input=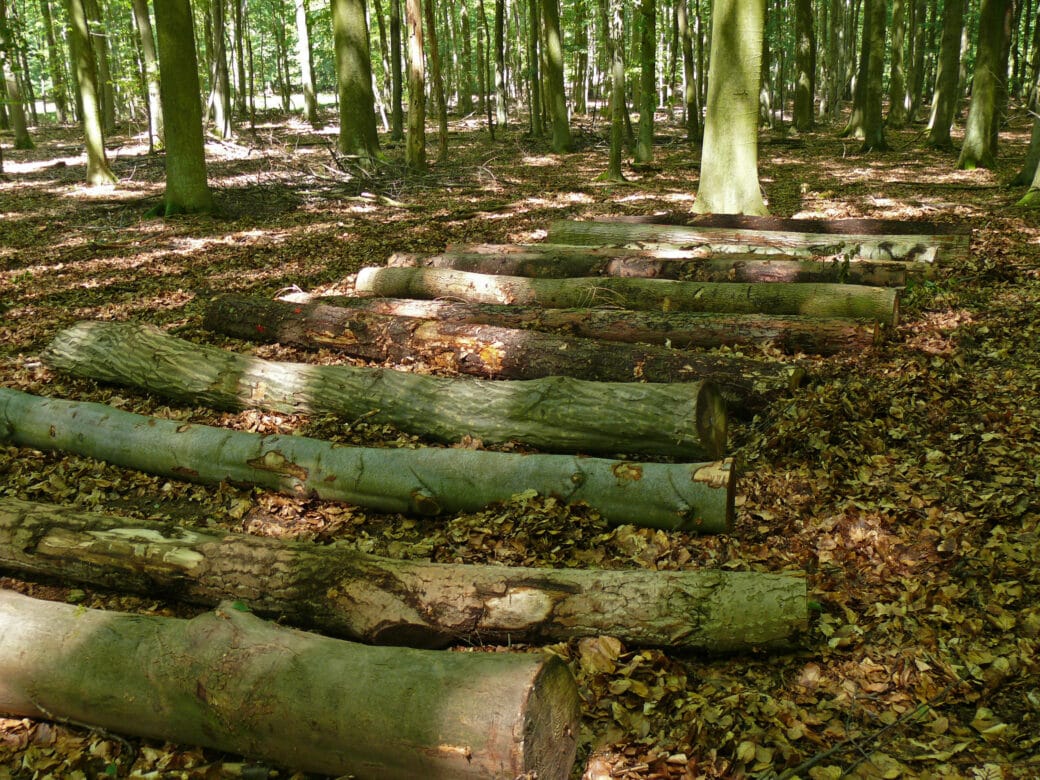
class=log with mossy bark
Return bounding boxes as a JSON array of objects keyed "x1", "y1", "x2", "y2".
[
  {"x1": 547, "y1": 216, "x2": 970, "y2": 262},
  {"x1": 354, "y1": 266, "x2": 901, "y2": 325},
  {"x1": 0, "y1": 498, "x2": 807, "y2": 650},
  {"x1": 42, "y1": 320, "x2": 725, "y2": 460},
  {"x1": 390, "y1": 244, "x2": 910, "y2": 286},
  {"x1": 279, "y1": 292, "x2": 882, "y2": 355},
  {"x1": 0, "y1": 589, "x2": 580, "y2": 780},
  {"x1": 204, "y1": 295, "x2": 803, "y2": 413},
  {"x1": 0, "y1": 388, "x2": 735, "y2": 531}
]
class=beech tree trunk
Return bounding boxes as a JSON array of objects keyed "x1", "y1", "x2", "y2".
[
  {"x1": 0, "y1": 589, "x2": 580, "y2": 779},
  {"x1": 279, "y1": 292, "x2": 883, "y2": 355},
  {"x1": 205, "y1": 295, "x2": 798, "y2": 414},
  {"x1": 0, "y1": 388, "x2": 734, "y2": 530},
  {"x1": 356, "y1": 266, "x2": 900, "y2": 326},
  {"x1": 389, "y1": 245, "x2": 910, "y2": 286},
  {"x1": 41, "y1": 318, "x2": 727, "y2": 458},
  {"x1": 547, "y1": 218, "x2": 965, "y2": 263},
  {"x1": 0, "y1": 498, "x2": 807, "y2": 650}
]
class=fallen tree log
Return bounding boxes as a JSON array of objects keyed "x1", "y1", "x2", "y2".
[
  {"x1": 0, "y1": 498, "x2": 807, "y2": 650},
  {"x1": 279, "y1": 292, "x2": 882, "y2": 356},
  {"x1": 391, "y1": 245, "x2": 909, "y2": 286},
  {"x1": 41, "y1": 321, "x2": 724, "y2": 460},
  {"x1": 204, "y1": 295, "x2": 803, "y2": 413},
  {"x1": 354, "y1": 266, "x2": 901, "y2": 325},
  {"x1": 0, "y1": 588, "x2": 580, "y2": 779},
  {"x1": 0, "y1": 388, "x2": 735, "y2": 531},
  {"x1": 548, "y1": 216, "x2": 969, "y2": 262}
]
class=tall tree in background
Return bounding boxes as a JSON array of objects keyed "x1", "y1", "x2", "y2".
[
  {"x1": 793, "y1": 0, "x2": 814, "y2": 131},
  {"x1": 959, "y1": 0, "x2": 1013, "y2": 169},
  {"x1": 405, "y1": 0, "x2": 426, "y2": 167},
  {"x1": 542, "y1": 0, "x2": 571, "y2": 152},
  {"x1": 694, "y1": 0, "x2": 767, "y2": 214},
  {"x1": 390, "y1": 0, "x2": 404, "y2": 139},
  {"x1": 208, "y1": 0, "x2": 233, "y2": 139},
  {"x1": 39, "y1": 0, "x2": 69, "y2": 124},
  {"x1": 887, "y1": 0, "x2": 908, "y2": 127},
  {"x1": 130, "y1": 0, "x2": 163, "y2": 151},
  {"x1": 0, "y1": 0, "x2": 33, "y2": 149},
  {"x1": 82, "y1": 0, "x2": 114, "y2": 135},
  {"x1": 528, "y1": 0, "x2": 544, "y2": 136},
  {"x1": 459, "y1": 2, "x2": 475, "y2": 115},
  {"x1": 927, "y1": 0, "x2": 965, "y2": 149},
  {"x1": 600, "y1": 0, "x2": 625, "y2": 181},
  {"x1": 424, "y1": 0, "x2": 448, "y2": 159},
  {"x1": 494, "y1": 0, "x2": 506, "y2": 126},
  {"x1": 333, "y1": 0, "x2": 381, "y2": 162},
  {"x1": 66, "y1": 0, "x2": 116, "y2": 184},
  {"x1": 152, "y1": 0, "x2": 213, "y2": 215},
  {"x1": 860, "y1": 0, "x2": 888, "y2": 151},
  {"x1": 678, "y1": 0, "x2": 700, "y2": 141},
  {"x1": 634, "y1": 0, "x2": 656, "y2": 162},
  {"x1": 232, "y1": 0, "x2": 248, "y2": 116},
  {"x1": 295, "y1": 0, "x2": 319, "y2": 126}
]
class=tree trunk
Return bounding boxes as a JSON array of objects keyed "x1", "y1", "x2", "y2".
[
  {"x1": 295, "y1": 0, "x2": 319, "y2": 126},
  {"x1": 842, "y1": 0, "x2": 871, "y2": 139},
  {"x1": 860, "y1": 0, "x2": 888, "y2": 151},
  {"x1": 405, "y1": 0, "x2": 426, "y2": 167},
  {"x1": 82, "y1": 0, "x2": 114, "y2": 134},
  {"x1": 130, "y1": 0, "x2": 163, "y2": 150},
  {"x1": 694, "y1": 0, "x2": 766, "y2": 214},
  {"x1": 926, "y1": 0, "x2": 965, "y2": 149},
  {"x1": 0, "y1": 387, "x2": 733, "y2": 530},
  {"x1": 390, "y1": 0, "x2": 404, "y2": 138},
  {"x1": 634, "y1": 0, "x2": 656, "y2": 162},
  {"x1": 423, "y1": 0, "x2": 448, "y2": 159},
  {"x1": 204, "y1": 294, "x2": 792, "y2": 415},
  {"x1": 958, "y1": 0, "x2": 1012, "y2": 169},
  {"x1": 0, "y1": 1, "x2": 33, "y2": 149},
  {"x1": 232, "y1": 0, "x2": 248, "y2": 115},
  {"x1": 0, "y1": 498, "x2": 807, "y2": 650},
  {"x1": 0, "y1": 589, "x2": 580, "y2": 780},
  {"x1": 40, "y1": 0, "x2": 70, "y2": 123},
  {"x1": 388, "y1": 245, "x2": 910, "y2": 286},
  {"x1": 277, "y1": 292, "x2": 883, "y2": 356},
  {"x1": 494, "y1": 0, "x2": 507, "y2": 126},
  {"x1": 887, "y1": 0, "x2": 907, "y2": 127},
  {"x1": 356, "y1": 266, "x2": 900, "y2": 325},
  {"x1": 65, "y1": 0, "x2": 117, "y2": 184},
  {"x1": 542, "y1": 0, "x2": 571, "y2": 151},
  {"x1": 546, "y1": 217, "x2": 965, "y2": 262},
  {"x1": 334, "y1": 0, "x2": 381, "y2": 162},
  {"x1": 42, "y1": 321, "x2": 727, "y2": 462},
  {"x1": 209, "y1": 0, "x2": 233, "y2": 139},
  {"x1": 793, "y1": 0, "x2": 814, "y2": 131},
  {"x1": 152, "y1": 0, "x2": 213, "y2": 216},
  {"x1": 678, "y1": 0, "x2": 701, "y2": 141},
  {"x1": 601, "y1": 0, "x2": 625, "y2": 180},
  {"x1": 459, "y1": 2, "x2": 475, "y2": 114}
]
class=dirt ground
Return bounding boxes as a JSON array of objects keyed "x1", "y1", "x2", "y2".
[{"x1": 1, "y1": 109, "x2": 1039, "y2": 779}]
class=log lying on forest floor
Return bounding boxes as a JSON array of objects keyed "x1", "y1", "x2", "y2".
[
  {"x1": 391, "y1": 244, "x2": 911, "y2": 286},
  {"x1": 549, "y1": 216, "x2": 970, "y2": 262},
  {"x1": 0, "y1": 388, "x2": 735, "y2": 530},
  {"x1": 279, "y1": 292, "x2": 882, "y2": 356},
  {"x1": 0, "y1": 588, "x2": 580, "y2": 780},
  {"x1": 0, "y1": 498, "x2": 807, "y2": 650},
  {"x1": 42, "y1": 321, "x2": 726, "y2": 460},
  {"x1": 355, "y1": 266, "x2": 901, "y2": 325},
  {"x1": 205, "y1": 295, "x2": 804, "y2": 413}
]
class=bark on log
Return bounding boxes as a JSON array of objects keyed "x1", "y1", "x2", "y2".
[
  {"x1": 0, "y1": 498, "x2": 808, "y2": 650},
  {"x1": 391, "y1": 244, "x2": 909, "y2": 286},
  {"x1": 0, "y1": 588, "x2": 580, "y2": 779},
  {"x1": 41, "y1": 320, "x2": 724, "y2": 460},
  {"x1": 354, "y1": 266, "x2": 901, "y2": 325},
  {"x1": 279, "y1": 292, "x2": 882, "y2": 356},
  {"x1": 204, "y1": 295, "x2": 803, "y2": 413},
  {"x1": 548, "y1": 216, "x2": 969, "y2": 262},
  {"x1": 0, "y1": 388, "x2": 735, "y2": 531}
]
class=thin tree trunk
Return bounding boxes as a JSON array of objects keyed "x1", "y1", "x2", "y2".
[
  {"x1": 424, "y1": 0, "x2": 448, "y2": 159},
  {"x1": 232, "y1": 0, "x2": 248, "y2": 115},
  {"x1": 209, "y1": 0, "x2": 232, "y2": 138},
  {"x1": 527, "y1": 0, "x2": 543, "y2": 133},
  {"x1": 130, "y1": 0, "x2": 163, "y2": 149},
  {"x1": 39, "y1": 0, "x2": 69, "y2": 123},
  {"x1": 793, "y1": 0, "x2": 814, "y2": 131},
  {"x1": 494, "y1": 0, "x2": 507, "y2": 125},
  {"x1": 459, "y1": 1, "x2": 475, "y2": 113},
  {"x1": 542, "y1": 0, "x2": 571, "y2": 151},
  {"x1": 926, "y1": 0, "x2": 964, "y2": 147},
  {"x1": 295, "y1": 0, "x2": 319, "y2": 125},
  {"x1": 65, "y1": 0, "x2": 116, "y2": 184},
  {"x1": 389, "y1": 0, "x2": 404, "y2": 138},
  {"x1": 635, "y1": 0, "x2": 656, "y2": 161},
  {"x1": 405, "y1": 0, "x2": 426, "y2": 166},
  {"x1": 0, "y1": 1, "x2": 33, "y2": 149},
  {"x1": 678, "y1": 0, "x2": 700, "y2": 140},
  {"x1": 860, "y1": 0, "x2": 888, "y2": 151},
  {"x1": 82, "y1": 0, "x2": 114, "y2": 134},
  {"x1": 0, "y1": 588, "x2": 580, "y2": 780}
]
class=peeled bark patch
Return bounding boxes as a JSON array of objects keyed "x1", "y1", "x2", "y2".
[
  {"x1": 0, "y1": 498, "x2": 807, "y2": 650},
  {"x1": 0, "y1": 388, "x2": 735, "y2": 531},
  {"x1": 0, "y1": 589, "x2": 580, "y2": 779},
  {"x1": 42, "y1": 320, "x2": 725, "y2": 460}
]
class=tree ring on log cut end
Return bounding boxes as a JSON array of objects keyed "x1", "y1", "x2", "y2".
[
  {"x1": 695, "y1": 382, "x2": 728, "y2": 459},
  {"x1": 519, "y1": 656, "x2": 581, "y2": 780}
]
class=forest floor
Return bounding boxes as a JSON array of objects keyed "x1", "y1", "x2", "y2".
[{"x1": 1, "y1": 107, "x2": 1039, "y2": 780}]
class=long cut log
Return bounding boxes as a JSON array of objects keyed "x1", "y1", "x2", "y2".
[
  {"x1": 0, "y1": 589, "x2": 580, "y2": 779},
  {"x1": 204, "y1": 295, "x2": 802, "y2": 413},
  {"x1": 0, "y1": 498, "x2": 808, "y2": 651},
  {"x1": 41, "y1": 320, "x2": 726, "y2": 460},
  {"x1": 279, "y1": 292, "x2": 882, "y2": 356},
  {"x1": 0, "y1": 388, "x2": 735, "y2": 531},
  {"x1": 355, "y1": 266, "x2": 901, "y2": 325},
  {"x1": 390, "y1": 245, "x2": 910, "y2": 286},
  {"x1": 548, "y1": 217, "x2": 969, "y2": 262}
]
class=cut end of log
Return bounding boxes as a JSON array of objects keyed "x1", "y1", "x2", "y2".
[
  {"x1": 695, "y1": 382, "x2": 728, "y2": 460},
  {"x1": 520, "y1": 655, "x2": 581, "y2": 780}
]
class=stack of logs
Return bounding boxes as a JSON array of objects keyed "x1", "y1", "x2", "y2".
[{"x1": 0, "y1": 214, "x2": 967, "y2": 779}]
